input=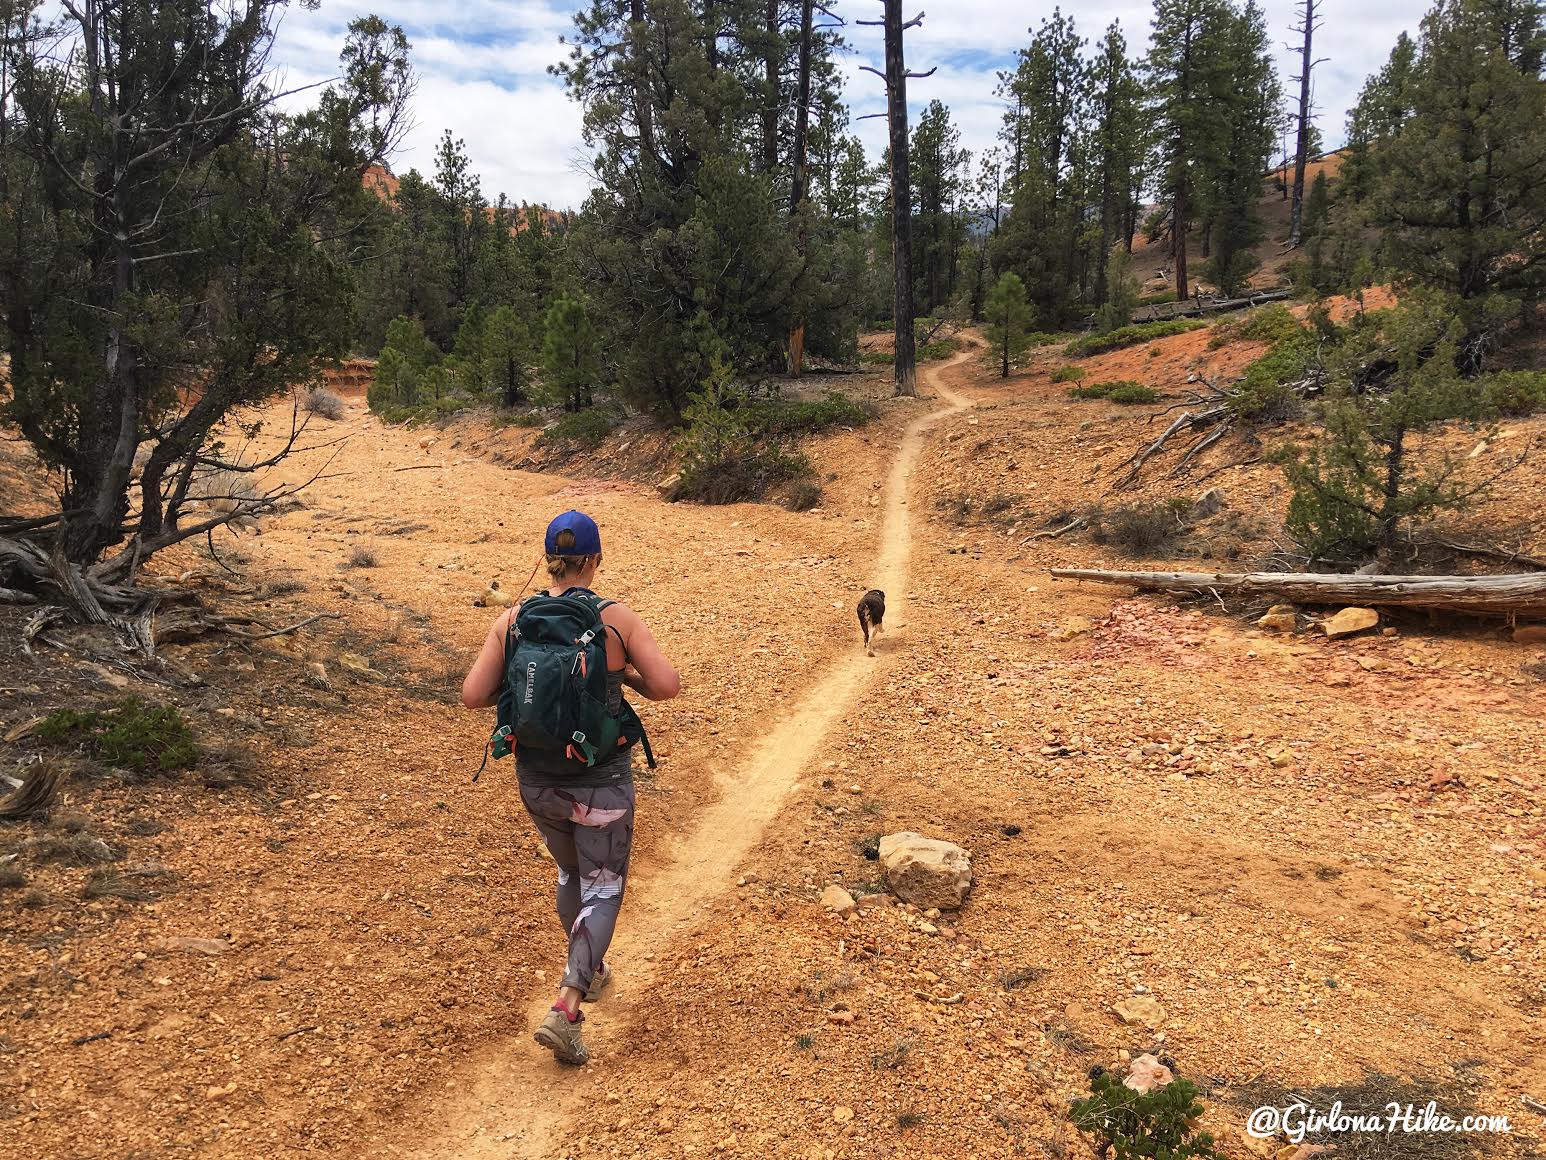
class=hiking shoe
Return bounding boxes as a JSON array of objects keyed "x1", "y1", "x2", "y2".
[
  {"x1": 534, "y1": 1005, "x2": 589, "y2": 1066},
  {"x1": 584, "y1": 963, "x2": 613, "y2": 1003}
]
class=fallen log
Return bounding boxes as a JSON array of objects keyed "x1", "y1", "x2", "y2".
[
  {"x1": 1130, "y1": 288, "x2": 1293, "y2": 324},
  {"x1": 1049, "y1": 568, "x2": 1546, "y2": 617}
]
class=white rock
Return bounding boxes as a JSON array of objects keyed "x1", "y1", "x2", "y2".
[
  {"x1": 1124, "y1": 1053, "x2": 1174, "y2": 1094},
  {"x1": 878, "y1": 832, "x2": 973, "y2": 910},
  {"x1": 820, "y1": 885, "x2": 856, "y2": 915},
  {"x1": 1322, "y1": 607, "x2": 1379, "y2": 638}
]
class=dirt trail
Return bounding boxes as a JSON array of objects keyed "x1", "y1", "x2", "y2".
[
  {"x1": 399, "y1": 353, "x2": 975, "y2": 1158},
  {"x1": 6, "y1": 330, "x2": 1542, "y2": 1160}
]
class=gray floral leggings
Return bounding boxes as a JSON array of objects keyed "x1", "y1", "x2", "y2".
[{"x1": 518, "y1": 782, "x2": 635, "y2": 994}]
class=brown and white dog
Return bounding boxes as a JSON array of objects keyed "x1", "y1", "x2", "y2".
[{"x1": 857, "y1": 589, "x2": 886, "y2": 656}]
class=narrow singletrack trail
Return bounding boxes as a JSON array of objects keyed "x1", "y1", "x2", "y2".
[{"x1": 396, "y1": 350, "x2": 975, "y2": 1159}]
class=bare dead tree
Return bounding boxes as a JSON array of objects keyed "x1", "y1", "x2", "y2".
[
  {"x1": 1287, "y1": 0, "x2": 1327, "y2": 247},
  {"x1": 859, "y1": 3, "x2": 935, "y2": 398},
  {"x1": 788, "y1": 0, "x2": 817, "y2": 376}
]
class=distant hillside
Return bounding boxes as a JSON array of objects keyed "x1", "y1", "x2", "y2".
[
  {"x1": 1132, "y1": 148, "x2": 1347, "y2": 296},
  {"x1": 362, "y1": 163, "x2": 569, "y2": 234}
]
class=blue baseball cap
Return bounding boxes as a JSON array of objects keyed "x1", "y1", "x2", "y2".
[{"x1": 544, "y1": 510, "x2": 602, "y2": 555}]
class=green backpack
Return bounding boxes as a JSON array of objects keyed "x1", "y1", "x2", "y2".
[{"x1": 475, "y1": 590, "x2": 653, "y2": 781}]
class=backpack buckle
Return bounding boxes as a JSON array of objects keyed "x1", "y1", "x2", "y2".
[{"x1": 568, "y1": 730, "x2": 598, "y2": 765}]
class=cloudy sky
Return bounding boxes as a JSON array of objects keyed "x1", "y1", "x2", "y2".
[{"x1": 271, "y1": 1, "x2": 1423, "y2": 210}]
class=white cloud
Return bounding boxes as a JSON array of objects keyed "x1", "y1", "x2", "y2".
[
  {"x1": 272, "y1": 1, "x2": 590, "y2": 205},
  {"x1": 270, "y1": 0, "x2": 1422, "y2": 209},
  {"x1": 843, "y1": 1, "x2": 1420, "y2": 174}
]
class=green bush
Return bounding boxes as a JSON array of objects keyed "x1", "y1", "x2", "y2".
[
  {"x1": 919, "y1": 339, "x2": 956, "y2": 361},
  {"x1": 1209, "y1": 302, "x2": 1304, "y2": 349},
  {"x1": 1282, "y1": 294, "x2": 1483, "y2": 563},
  {"x1": 537, "y1": 408, "x2": 617, "y2": 450},
  {"x1": 1108, "y1": 383, "x2": 1161, "y2": 404},
  {"x1": 1068, "y1": 383, "x2": 1112, "y2": 399},
  {"x1": 1229, "y1": 330, "x2": 1319, "y2": 422},
  {"x1": 35, "y1": 699, "x2": 198, "y2": 779},
  {"x1": 1069, "y1": 1069, "x2": 1226, "y2": 1159},
  {"x1": 1064, "y1": 320, "x2": 1205, "y2": 358},
  {"x1": 1139, "y1": 290, "x2": 1178, "y2": 306},
  {"x1": 1480, "y1": 370, "x2": 1546, "y2": 416},
  {"x1": 373, "y1": 395, "x2": 471, "y2": 425},
  {"x1": 743, "y1": 393, "x2": 873, "y2": 437},
  {"x1": 1051, "y1": 366, "x2": 1086, "y2": 383},
  {"x1": 671, "y1": 447, "x2": 812, "y2": 505},
  {"x1": 672, "y1": 357, "x2": 823, "y2": 508},
  {"x1": 1026, "y1": 330, "x2": 1077, "y2": 348},
  {"x1": 860, "y1": 350, "x2": 894, "y2": 365}
]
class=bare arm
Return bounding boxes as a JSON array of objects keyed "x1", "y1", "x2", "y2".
[
  {"x1": 461, "y1": 609, "x2": 514, "y2": 709},
  {"x1": 608, "y1": 604, "x2": 680, "y2": 701}
]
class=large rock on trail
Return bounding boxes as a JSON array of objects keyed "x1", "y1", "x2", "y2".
[
  {"x1": 878, "y1": 832, "x2": 973, "y2": 910},
  {"x1": 1321, "y1": 607, "x2": 1379, "y2": 638}
]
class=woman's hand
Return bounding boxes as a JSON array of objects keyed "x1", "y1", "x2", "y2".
[{"x1": 611, "y1": 609, "x2": 680, "y2": 701}]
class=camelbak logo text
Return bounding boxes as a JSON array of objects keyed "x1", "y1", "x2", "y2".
[{"x1": 524, "y1": 661, "x2": 537, "y2": 704}]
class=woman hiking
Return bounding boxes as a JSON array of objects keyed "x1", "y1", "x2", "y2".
[{"x1": 461, "y1": 510, "x2": 680, "y2": 1065}]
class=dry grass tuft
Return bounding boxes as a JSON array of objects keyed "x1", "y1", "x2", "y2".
[
  {"x1": 1225, "y1": 1070, "x2": 1507, "y2": 1159},
  {"x1": 301, "y1": 385, "x2": 345, "y2": 420},
  {"x1": 25, "y1": 833, "x2": 121, "y2": 866},
  {"x1": 82, "y1": 867, "x2": 170, "y2": 902},
  {"x1": 0, "y1": 760, "x2": 65, "y2": 821}
]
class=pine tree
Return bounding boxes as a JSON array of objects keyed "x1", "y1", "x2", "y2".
[
  {"x1": 1145, "y1": 0, "x2": 1232, "y2": 300},
  {"x1": 451, "y1": 304, "x2": 489, "y2": 395},
  {"x1": 1202, "y1": 1, "x2": 1280, "y2": 295},
  {"x1": 994, "y1": 9, "x2": 1090, "y2": 324},
  {"x1": 368, "y1": 170, "x2": 455, "y2": 348},
  {"x1": 1372, "y1": 0, "x2": 1546, "y2": 363},
  {"x1": 542, "y1": 296, "x2": 600, "y2": 413},
  {"x1": 983, "y1": 272, "x2": 1033, "y2": 377},
  {"x1": 369, "y1": 317, "x2": 440, "y2": 413},
  {"x1": 434, "y1": 131, "x2": 485, "y2": 322},
  {"x1": 1088, "y1": 21, "x2": 1146, "y2": 305},
  {"x1": 1284, "y1": 295, "x2": 1489, "y2": 563},
  {"x1": 557, "y1": 0, "x2": 806, "y2": 413},
  {"x1": 1299, "y1": 170, "x2": 1334, "y2": 289},
  {"x1": 1340, "y1": 32, "x2": 1418, "y2": 203},
  {"x1": 1097, "y1": 246, "x2": 1141, "y2": 333},
  {"x1": 483, "y1": 306, "x2": 531, "y2": 407},
  {"x1": 910, "y1": 100, "x2": 969, "y2": 315}
]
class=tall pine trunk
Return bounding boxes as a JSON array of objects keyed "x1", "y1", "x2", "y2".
[
  {"x1": 787, "y1": 0, "x2": 813, "y2": 376},
  {"x1": 762, "y1": 0, "x2": 779, "y2": 174},
  {"x1": 1288, "y1": 0, "x2": 1317, "y2": 246},
  {"x1": 882, "y1": 0, "x2": 917, "y2": 397},
  {"x1": 1173, "y1": 181, "x2": 1189, "y2": 301},
  {"x1": 630, "y1": 0, "x2": 654, "y2": 166}
]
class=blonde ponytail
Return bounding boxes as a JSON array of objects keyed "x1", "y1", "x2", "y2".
[{"x1": 543, "y1": 528, "x2": 595, "y2": 583}]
